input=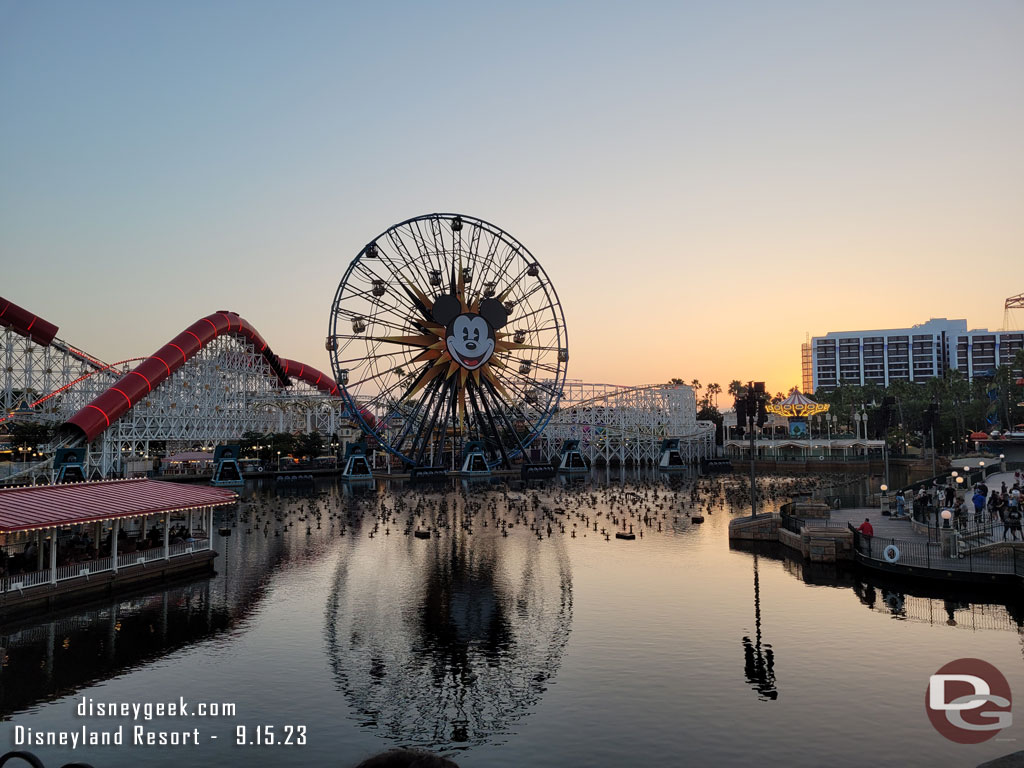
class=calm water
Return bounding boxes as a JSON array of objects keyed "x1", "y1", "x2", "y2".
[{"x1": 3, "y1": 471, "x2": 1023, "y2": 768}]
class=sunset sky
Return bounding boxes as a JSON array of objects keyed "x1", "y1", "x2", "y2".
[{"x1": 2, "y1": 1, "x2": 1022, "y2": 397}]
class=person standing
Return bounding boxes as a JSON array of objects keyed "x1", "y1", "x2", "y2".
[
  {"x1": 972, "y1": 489, "x2": 986, "y2": 525},
  {"x1": 1005, "y1": 504, "x2": 1022, "y2": 541},
  {"x1": 895, "y1": 489, "x2": 906, "y2": 518}
]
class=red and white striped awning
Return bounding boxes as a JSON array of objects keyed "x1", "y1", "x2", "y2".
[{"x1": 0, "y1": 478, "x2": 237, "y2": 534}]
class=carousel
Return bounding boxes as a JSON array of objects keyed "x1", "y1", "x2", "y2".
[
  {"x1": 725, "y1": 389, "x2": 884, "y2": 464},
  {"x1": 765, "y1": 389, "x2": 829, "y2": 437}
]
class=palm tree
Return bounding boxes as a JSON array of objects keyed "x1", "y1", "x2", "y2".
[{"x1": 706, "y1": 382, "x2": 722, "y2": 408}]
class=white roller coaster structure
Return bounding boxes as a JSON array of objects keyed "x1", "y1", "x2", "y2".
[{"x1": 540, "y1": 381, "x2": 716, "y2": 465}]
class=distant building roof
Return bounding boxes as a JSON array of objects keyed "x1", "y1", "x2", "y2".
[{"x1": 0, "y1": 478, "x2": 236, "y2": 534}]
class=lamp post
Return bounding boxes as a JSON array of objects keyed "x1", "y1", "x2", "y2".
[
  {"x1": 1000, "y1": 453, "x2": 1006, "y2": 473},
  {"x1": 956, "y1": 475, "x2": 965, "y2": 518},
  {"x1": 736, "y1": 381, "x2": 767, "y2": 518},
  {"x1": 880, "y1": 483, "x2": 889, "y2": 515}
]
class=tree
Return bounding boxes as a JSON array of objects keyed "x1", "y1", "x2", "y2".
[
  {"x1": 297, "y1": 432, "x2": 325, "y2": 459},
  {"x1": 8, "y1": 421, "x2": 53, "y2": 452},
  {"x1": 697, "y1": 403, "x2": 725, "y2": 445},
  {"x1": 706, "y1": 382, "x2": 722, "y2": 409}
]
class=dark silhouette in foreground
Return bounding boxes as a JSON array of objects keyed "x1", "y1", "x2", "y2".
[{"x1": 354, "y1": 749, "x2": 460, "y2": 768}]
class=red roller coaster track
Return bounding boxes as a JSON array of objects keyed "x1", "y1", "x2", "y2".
[
  {"x1": 0, "y1": 296, "x2": 339, "y2": 445},
  {"x1": 57, "y1": 311, "x2": 340, "y2": 444}
]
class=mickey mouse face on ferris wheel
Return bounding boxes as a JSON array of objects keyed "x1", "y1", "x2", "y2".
[{"x1": 432, "y1": 294, "x2": 509, "y2": 371}]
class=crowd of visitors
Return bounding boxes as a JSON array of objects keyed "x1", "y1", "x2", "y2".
[{"x1": 906, "y1": 472, "x2": 1023, "y2": 539}]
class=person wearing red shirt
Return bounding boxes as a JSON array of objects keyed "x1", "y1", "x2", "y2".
[{"x1": 857, "y1": 518, "x2": 874, "y2": 536}]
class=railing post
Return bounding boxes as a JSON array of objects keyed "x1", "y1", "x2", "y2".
[
  {"x1": 49, "y1": 527, "x2": 58, "y2": 585},
  {"x1": 112, "y1": 518, "x2": 119, "y2": 573}
]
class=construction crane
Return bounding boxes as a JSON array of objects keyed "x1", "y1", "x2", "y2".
[{"x1": 1003, "y1": 292, "x2": 1024, "y2": 331}]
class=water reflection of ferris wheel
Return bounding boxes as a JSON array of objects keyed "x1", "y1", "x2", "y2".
[{"x1": 324, "y1": 526, "x2": 572, "y2": 750}]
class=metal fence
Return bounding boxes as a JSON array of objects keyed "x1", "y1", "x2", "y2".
[
  {"x1": 780, "y1": 511, "x2": 847, "y2": 534},
  {"x1": 850, "y1": 524, "x2": 1024, "y2": 578}
]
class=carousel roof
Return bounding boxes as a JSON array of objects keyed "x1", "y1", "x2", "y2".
[{"x1": 765, "y1": 389, "x2": 830, "y2": 418}]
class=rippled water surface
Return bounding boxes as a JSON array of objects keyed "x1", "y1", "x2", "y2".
[{"x1": 3, "y1": 472, "x2": 1023, "y2": 768}]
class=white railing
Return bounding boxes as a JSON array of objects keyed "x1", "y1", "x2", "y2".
[{"x1": 2, "y1": 540, "x2": 213, "y2": 594}]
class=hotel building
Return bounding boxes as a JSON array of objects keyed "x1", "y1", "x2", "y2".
[{"x1": 805, "y1": 318, "x2": 1024, "y2": 392}]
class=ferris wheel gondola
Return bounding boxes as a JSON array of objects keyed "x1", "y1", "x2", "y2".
[{"x1": 328, "y1": 213, "x2": 568, "y2": 468}]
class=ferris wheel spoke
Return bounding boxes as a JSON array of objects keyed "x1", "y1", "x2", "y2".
[
  {"x1": 333, "y1": 308, "x2": 419, "y2": 336},
  {"x1": 412, "y1": 376, "x2": 453, "y2": 466},
  {"x1": 381, "y1": 228, "x2": 439, "y2": 296},
  {"x1": 478, "y1": 376, "x2": 530, "y2": 456},
  {"x1": 332, "y1": 348, "x2": 418, "y2": 366},
  {"x1": 506, "y1": 301, "x2": 558, "y2": 328},
  {"x1": 346, "y1": 358, "x2": 421, "y2": 389},
  {"x1": 408, "y1": 219, "x2": 449, "y2": 280},
  {"x1": 335, "y1": 286, "x2": 422, "y2": 331},
  {"x1": 391, "y1": 372, "x2": 444, "y2": 458},
  {"x1": 351, "y1": 263, "x2": 434, "y2": 325}
]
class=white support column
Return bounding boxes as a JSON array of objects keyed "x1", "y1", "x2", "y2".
[
  {"x1": 112, "y1": 518, "x2": 119, "y2": 573},
  {"x1": 207, "y1": 506, "x2": 214, "y2": 550},
  {"x1": 163, "y1": 511, "x2": 170, "y2": 560},
  {"x1": 49, "y1": 528, "x2": 57, "y2": 584}
]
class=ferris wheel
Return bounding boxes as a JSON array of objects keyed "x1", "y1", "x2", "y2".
[{"x1": 327, "y1": 213, "x2": 568, "y2": 468}]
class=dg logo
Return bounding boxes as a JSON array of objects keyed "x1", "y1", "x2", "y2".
[{"x1": 926, "y1": 658, "x2": 1013, "y2": 744}]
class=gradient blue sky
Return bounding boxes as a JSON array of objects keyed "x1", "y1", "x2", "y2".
[{"x1": 2, "y1": 1, "x2": 1022, "y2": 395}]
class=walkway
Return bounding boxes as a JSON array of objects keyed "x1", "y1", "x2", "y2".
[{"x1": 811, "y1": 471, "x2": 1024, "y2": 580}]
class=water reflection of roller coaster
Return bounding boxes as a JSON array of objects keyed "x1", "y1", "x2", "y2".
[
  {"x1": 539, "y1": 381, "x2": 716, "y2": 465},
  {"x1": 325, "y1": 520, "x2": 572, "y2": 751}
]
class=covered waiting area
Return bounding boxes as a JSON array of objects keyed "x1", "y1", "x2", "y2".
[{"x1": 0, "y1": 479, "x2": 237, "y2": 603}]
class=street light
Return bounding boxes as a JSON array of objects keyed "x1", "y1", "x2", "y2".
[
  {"x1": 941, "y1": 509, "x2": 952, "y2": 529},
  {"x1": 880, "y1": 483, "x2": 890, "y2": 515}
]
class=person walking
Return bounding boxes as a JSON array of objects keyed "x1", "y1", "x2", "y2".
[{"x1": 895, "y1": 490, "x2": 906, "y2": 518}]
